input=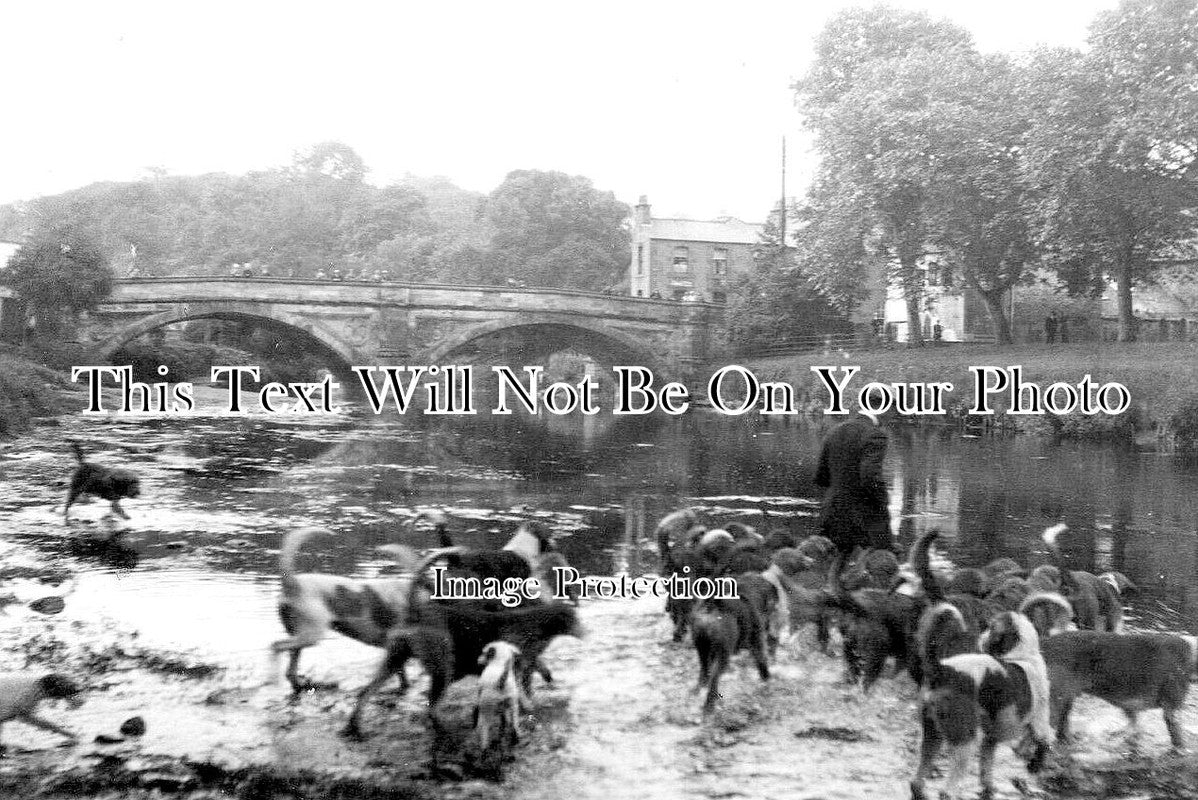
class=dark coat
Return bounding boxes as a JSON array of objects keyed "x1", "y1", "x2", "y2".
[{"x1": 814, "y1": 419, "x2": 895, "y2": 555}]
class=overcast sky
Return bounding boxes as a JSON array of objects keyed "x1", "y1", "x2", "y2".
[{"x1": 0, "y1": 1, "x2": 1118, "y2": 222}]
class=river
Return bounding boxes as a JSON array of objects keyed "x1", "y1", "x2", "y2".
[{"x1": 1, "y1": 400, "x2": 1196, "y2": 798}]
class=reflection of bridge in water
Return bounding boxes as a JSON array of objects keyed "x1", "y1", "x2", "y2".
[{"x1": 80, "y1": 278, "x2": 726, "y2": 381}]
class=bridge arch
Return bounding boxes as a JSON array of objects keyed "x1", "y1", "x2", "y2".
[
  {"x1": 92, "y1": 303, "x2": 361, "y2": 369},
  {"x1": 426, "y1": 315, "x2": 670, "y2": 375}
]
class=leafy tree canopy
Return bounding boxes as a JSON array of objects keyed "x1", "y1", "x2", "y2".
[{"x1": 1, "y1": 231, "x2": 113, "y2": 335}]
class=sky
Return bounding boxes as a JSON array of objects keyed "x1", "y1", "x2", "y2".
[{"x1": 0, "y1": 1, "x2": 1119, "y2": 222}]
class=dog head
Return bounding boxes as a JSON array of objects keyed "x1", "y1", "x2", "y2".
[
  {"x1": 980, "y1": 611, "x2": 1041, "y2": 661},
  {"x1": 985, "y1": 576, "x2": 1031, "y2": 611},
  {"x1": 794, "y1": 535, "x2": 837, "y2": 570},
  {"x1": 698, "y1": 529, "x2": 734, "y2": 556},
  {"x1": 503, "y1": 522, "x2": 554, "y2": 565},
  {"x1": 983, "y1": 557, "x2": 1027, "y2": 581},
  {"x1": 39, "y1": 674, "x2": 84, "y2": 708},
  {"x1": 724, "y1": 522, "x2": 760, "y2": 544},
  {"x1": 1027, "y1": 564, "x2": 1062, "y2": 593},
  {"x1": 111, "y1": 471, "x2": 141, "y2": 499},
  {"x1": 763, "y1": 529, "x2": 798, "y2": 553},
  {"x1": 815, "y1": 419, "x2": 888, "y2": 492},
  {"x1": 946, "y1": 567, "x2": 989, "y2": 598},
  {"x1": 478, "y1": 640, "x2": 521, "y2": 669},
  {"x1": 1018, "y1": 592, "x2": 1075, "y2": 639}
]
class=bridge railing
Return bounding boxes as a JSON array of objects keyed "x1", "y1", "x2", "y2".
[{"x1": 112, "y1": 276, "x2": 726, "y2": 308}]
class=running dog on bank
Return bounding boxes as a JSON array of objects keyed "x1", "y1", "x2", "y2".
[
  {"x1": 0, "y1": 673, "x2": 84, "y2": 754},
  {"x1": 269, "y1": 527, "x2": 421, "y2": 693},
  {"x1": 63, "y1": 443, "x2": 141, "y2": 522}
]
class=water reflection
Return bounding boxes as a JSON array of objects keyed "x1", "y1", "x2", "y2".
[{"x1": 7, "y1": 409, "x2": 1198, "y2": 638}]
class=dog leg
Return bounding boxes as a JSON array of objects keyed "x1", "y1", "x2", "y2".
[
  {"x1": 1052, "y1": 697, "x2": 1074, "y2": 744},
  {"x1": 702, "y1": 651, "x2": 728, "y2": 715},
  {"x1": 111, "y1": 499, "x2": 129, "y2": 520},
  {"x1": 20, "y1": 713, "x2": 76, "y2": 743},
  {"x1": 940, "y1": 739, "x2": 975, "y2": 800},
  {"x1": 1025, "y1": 734, "x2": 1050, "y2": 774},
  {"x1": 344, "y1": 665, "x2": 398, "y2": 739},
  {"x1": 816, "y1": 615, "x2": 832, "y2": 655},
  {"x1": 910, "y1": 709, "x2": 941, "y2": 800},
  {"x1": 1163, "y1": 707, "x2": 1185, "y2": 751},
  {"x1": 276, "y1": 646, "x2": 308, "y2": 693},
  {"x1": 753, "y1": 632, "x2": 771, "y2": 682},
  {"x1": 694, "y1": 638, "x2": 711, "y2": 695},
  {"x1": 506, "y1": 697, "x2": 520, "y2": 743},
  {"x1": 1122, "y1": 709, "x2": 1143, "y2": 752},
  {"x1": 977, "y1": 737, "x2": 999, "y2": 800}
]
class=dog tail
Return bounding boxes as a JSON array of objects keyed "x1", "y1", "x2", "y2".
[
  {"x1": 279, "y1": 527, "x2": 325, "y2": 589},
  {"x1": 917, "y1": 602, "x2": 970, "y2": 685},
  {"x1": 414, "y1": 510, "x2": 453, "y2": 547},
  {"x1": 1041, "y1": 523, "x2": 1084, "y2": 595},
  {"x1": 1100, "y1": 571, "x2": 1137, "y2": 595},
  {"x1": 1018, "y1": 591, "x2": 1075, "y2": 638},
  {"x1": 913, "y1": 530, "x2": 944, "y2": 603},
  {"x1": 818, "y1": 551, "x2": 870, "y2": 618},
  {"x1": 405, "y1": 546, "x2": 465, "y2": 614},
  {"x1": 70, "y1": 442, "x2": 85, "y2": 463}
]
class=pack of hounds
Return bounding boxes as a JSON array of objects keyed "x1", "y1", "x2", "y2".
[
  {"x1": 15, "y1": 428, "x2": 1197, "y2": 797},
  {"x1": 657, "y1": 418, "x2": 1195, "y2": 800},
  {"x1": 33, "y1": 443, "x2": 582, "y2": 765}
]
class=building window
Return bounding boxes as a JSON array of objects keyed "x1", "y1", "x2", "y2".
[
  {"x1": 672, "y1": 246, "x2": 689, "y2": 273},
  {"x1": 712, "y1": 247, "x2": 728, "y2": 277},
  {"x1": 636, "y1": 244, "x2": 644, "y2": 275}
]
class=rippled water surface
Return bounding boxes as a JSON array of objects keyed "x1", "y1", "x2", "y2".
[
  {"x1": 4, "y1": 407, "x2": 1198, "y2": 653},
  {"x1": 2, "y1": 402, "x2": 1197, "y2": 798}
]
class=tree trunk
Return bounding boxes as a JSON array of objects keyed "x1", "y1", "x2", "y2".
[
  {"x1": 979, "y1": 289, "x2": 1013, "y2": 345},
  {"x1": 1116, "y1": 260, "x2": 1136, "y2": 342},
  {"x1": 900, "y1": 255, "x2": 924, "y2": 347},
  {"x1": 904, "y1": 291, "x2": 924, "y2": 346}
]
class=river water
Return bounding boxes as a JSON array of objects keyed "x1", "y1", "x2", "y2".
[{"x1": 1, "y1": 401, "x2": 1197, "y2": 797}]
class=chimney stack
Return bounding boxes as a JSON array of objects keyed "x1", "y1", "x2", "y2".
[{"x1": 635, "y1": 195, "x2": 651, "y2": 226}]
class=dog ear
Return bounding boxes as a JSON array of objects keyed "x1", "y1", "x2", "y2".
[{"x1": 479, "y1": 643, "x2": 496, "y2": 666}]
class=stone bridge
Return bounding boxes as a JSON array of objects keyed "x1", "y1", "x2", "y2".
[{"x1": 80, "y1": 278, "x2": 726, "y2": 381}]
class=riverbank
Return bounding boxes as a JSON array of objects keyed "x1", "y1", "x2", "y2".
[
  {"x1": 0, "y1": 353, "x2": 74, "y2": 436},
  {"x1": 743, "y1": 341, "x2": 1198, "y2": 438}
]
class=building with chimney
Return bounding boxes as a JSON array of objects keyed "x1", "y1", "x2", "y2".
[{"x1": 627, "y1": 196, "x2": 763, "y2": 302}]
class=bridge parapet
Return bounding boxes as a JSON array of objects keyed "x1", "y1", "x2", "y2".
[{"x1": 82, "y1": 277, "x2": 727, "y2": 381}]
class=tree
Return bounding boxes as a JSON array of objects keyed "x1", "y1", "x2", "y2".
[
  {"x1": 794, "y1": 7, "x2": 979, "y2": 345},
  {"x1": 926, "y1": 53, "x2": 1039, "y2": 344},
  {"x1": 1020, "y1": 0, "x2": 1198, "y2": 341},
  {"x1": 479, "y1": 170, "x2": 630, "y2": 291},
  {"x1": 729, "y1": 207, "x2": 851, "y2": 351},
  {"x1": 292, "y1": 141, "x2": 368, "y2": 183},
  {"x1": 2, "y1": 233, "x2": 113, "y2": 336}
]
